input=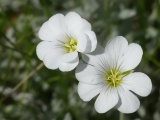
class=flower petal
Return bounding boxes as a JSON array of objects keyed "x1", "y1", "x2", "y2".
[
  {"x1": 82, "y1": 44, "x2": 104, "y2": 66},
  {"x1": 36, "y1": 41, "x2": 55, "y2": 60},
  {"x1": 65, "y1": 12, "x2": 83, "y2": 38},
  {"x1": 38, "y1": 21, "x2": 54, "y2": 41},
  {"x1": 78, "y1": 82, "x2": 103, "y2": 101},
  {"x1": 43, "y1": 48, "x2": 64, "y2": 69},
  {"x1": 94, "y1": 88, "x2": 118, "y2": 113},
  {"x1": 59, "y1": 57, "x2": 79, "y2": 72},
  {"x1": 105, "y1": 36, "x2": 128, "y2": 69},
  {"x1": 117, "y1": 87, "x2": 140, "y2": 113},
  {"x1": 47, "y1": 13, "x2": 67, "y2": 41},
  {"x1": 82, "y1": 19, "x2": 91, "y2": 31},
  {"x1": 82, "y1": 45, "x2": 107, "y2": 73},
  {"x1": 76, "y1": 34, "x2": 89, "y2": 53},
  {"x1": 122, "y1": 72, "x2": 152, "y2": 97},
  {"x1": 76, "y1": 63, "x2": 104, "y2": 84},
  {"x1": 84, "y1": 31, "x2": 97, "y2": 53},
  {"x1": 119, "y1": 43, "x2": 143, "y2": 72},
  {"x1": 61, "y1": 51, "x2": 78, "y2": 63},
  {"x1": 76, "y1": 31, "x2": 97, "y2": 53}
]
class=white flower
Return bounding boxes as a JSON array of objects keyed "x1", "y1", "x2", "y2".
[
  {"x1": 36, "y1": 12, "x2": 97, "y2": 72},
  {"x1": 76, "y1": 36, "x2": 152, "y2": 113}
]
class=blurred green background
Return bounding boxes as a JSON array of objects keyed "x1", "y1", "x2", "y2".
[{"x1": 0, "y1": 0, "x2": 160, "y2": 120}]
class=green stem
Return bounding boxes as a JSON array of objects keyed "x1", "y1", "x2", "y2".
[
  {"x1": 0, "y1": 62, "x2": 44, "y2": 103},
  {"x1": 120, "y1": 112, "x2": 124, "y2": 120}
]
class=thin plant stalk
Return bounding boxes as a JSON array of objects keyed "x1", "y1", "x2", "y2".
[
  {"x1": 0, "y1": 62, "x2": 44, "y2": 103},
  {"x1": 120, "y1": 112, "x2": 124, "y2": 120}
]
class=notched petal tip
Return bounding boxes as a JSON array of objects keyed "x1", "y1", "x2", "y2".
[
  {"x1": 120, "y1": 43, "x2": 143, "y2": 72},
  {"x1": 94, "y1": 88, "x2": 118, "y2": 113},
  {"x1": 123, "y1": 72, "x2": 152, "y2": 97},
  {"x1": 117, "y1": 88, "x2": 140, "y2": 113}
]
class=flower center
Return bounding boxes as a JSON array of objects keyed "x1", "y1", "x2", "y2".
[
  {"x1": 64, "y1": 38, "x2": 77, "y2": 53},
  {"x1": 105, "y1": 69, "x2": 132, "y2": 88}
]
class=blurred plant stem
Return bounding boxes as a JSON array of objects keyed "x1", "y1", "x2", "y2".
[
  {"x1": 120, "y1": 112, "x2": 124, "y2": 120},
  {"x1": 0, "y1": 62, "x2": 44, "y2": 103}
]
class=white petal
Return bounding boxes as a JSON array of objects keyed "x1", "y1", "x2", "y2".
[
  {"x1": 38, "y1": 21, "x2": 54, "y2": 41},
  {"x1": 82, "y1": 19, "x2": 91, "y2": 31},
  {"x1": 82, "y1": 44, "x2": 104, "y2": 66},
  {"x1": 82, "y1": 45, "x2": 106, "y2": 71},
  {"x1": 43, "y1": 48, "x2": 64, "y2": 69},
  {"x1": 61, "y1": 51, "x2": 78, "y2": 63},
  {"x1": 119, "y1": 43, "x2": 143, "y2": 72},
  {"x1": 76, "y1": 63, "x2": 104, "y2": 84},
  {"x1": 94, "y1": 88, "x2": 118, "y2": 113},
  {"x1": 105, "y1": 36, "x2": 128, "y2": 69},
  {"x1": 85, "y1": 31, "x2": 97, "y2": 53},
  {"x1": 65, "y1": 12, "x2": 83, "y2": 38},
  {"x1": 36, "y1": 41, "x2": 54, "y2": 60},
  {"x1": 117, "y1": 87, "x2": 140, "y2": 113},
  {"x1": 47, "y1": 13, "x2": 67, "y2": 41},
  {"x1": 122, "y1": 72, "x2": 152, "y2": 97},
  {"x1": 78, "y1": 82, "x2": 103, "y2": 101},
  {"x1": 76, "y1": 31, "x2": 97, "y2": 53},
  {"x1": 76, "y1": 34, "x2": 88, "y2": 53},
  {"x1": 59, "y1": 57, "x2": 79, "y2": 72}
]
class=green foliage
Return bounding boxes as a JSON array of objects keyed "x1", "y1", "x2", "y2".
[{"x1": 0, "y1": 0, "x2": 160, "y2": 120}]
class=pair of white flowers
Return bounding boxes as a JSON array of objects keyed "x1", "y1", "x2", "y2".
[{"x1": 36, "y1": 12, "x2": 152, "y2": 114}]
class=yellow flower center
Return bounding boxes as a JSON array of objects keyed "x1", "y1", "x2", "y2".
[
  {"x1": 105, "y1": 69, "x2": 132, "y2": 88},
  {"x1": 64, "y1": 38, "x2": 77, "y2": 53}
]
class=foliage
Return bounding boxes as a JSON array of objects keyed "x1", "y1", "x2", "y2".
[{"x1": 0, "y1": 0, "x2": 160, "y2": 120}]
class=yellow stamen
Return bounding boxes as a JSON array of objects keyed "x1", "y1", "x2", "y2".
[
  {"x1": 104, "y1": 69, "x2": 132, "y2": 88},
  {"x1": 64, "y1": 38, "x2": 77, "y2": 53}
]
